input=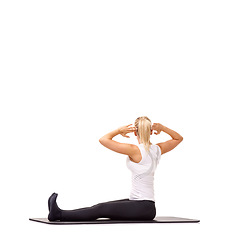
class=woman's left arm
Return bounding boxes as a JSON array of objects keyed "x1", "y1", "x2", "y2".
[{"x1": 99, "y1": 124, "x2": 136, "y2": 156}]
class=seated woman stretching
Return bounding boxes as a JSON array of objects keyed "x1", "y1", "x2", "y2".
[{"x1": 48, "y1": 116, "x2": 183, "y2": 221}]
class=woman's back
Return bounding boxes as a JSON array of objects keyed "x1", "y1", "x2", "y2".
[{"x1": 126, "y1": 143, "x2": 161, "y2": 202}]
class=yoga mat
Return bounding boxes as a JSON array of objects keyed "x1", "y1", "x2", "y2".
[{"x1": 29, "y1": 216, "x2": 200, "y2": 224}]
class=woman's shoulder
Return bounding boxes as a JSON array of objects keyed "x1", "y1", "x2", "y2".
[{"x1": 150, "y1": 144, "x2": 162, "y2": 154}]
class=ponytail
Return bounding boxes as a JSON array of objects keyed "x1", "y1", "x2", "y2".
[{"x1": 134, "y1": 116, "x2": 152, "y2": 151}]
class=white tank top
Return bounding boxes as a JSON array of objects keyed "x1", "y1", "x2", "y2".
[{"x1": 126, "y1": 143, "x2": 161, "y2": 202}]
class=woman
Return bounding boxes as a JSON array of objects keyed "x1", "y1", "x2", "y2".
[{"x1": 48, "y1": 116, "x2": 183, "y2": 221}]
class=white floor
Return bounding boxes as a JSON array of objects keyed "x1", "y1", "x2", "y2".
[{"x1": 5, "y1": 217, "x2": 238, "y2": 240}]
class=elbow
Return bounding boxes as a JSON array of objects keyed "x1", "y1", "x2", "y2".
[
  {"x1": 99, "y1": 137, "x2": 103, "y2": 145},
  {"x1": 176, "y1": 136, "x2": 183, "y2": 142},
  {"x1": 99, "y1": 137, "x2": 106, "y2": 145}
]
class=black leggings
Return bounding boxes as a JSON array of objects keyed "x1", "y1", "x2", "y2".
[{"x1": 60, "y1": 198, "x2": 156, "y2": 221}]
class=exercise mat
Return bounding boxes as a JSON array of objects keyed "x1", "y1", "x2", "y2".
[{"x1": 29, "y1": 216, "x2": 200, "y2": 224}]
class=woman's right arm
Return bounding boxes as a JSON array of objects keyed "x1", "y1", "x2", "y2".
[{"x1": 152, "y1": 123, "x2": 183, "y2": 155}]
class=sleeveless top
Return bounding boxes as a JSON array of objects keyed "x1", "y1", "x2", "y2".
[{"x1": 126, "y1": 143, "x2": 161, "y2": 202}]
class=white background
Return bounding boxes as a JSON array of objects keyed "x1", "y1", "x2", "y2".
[{"x1": 0, "y1": 0, "x2": 239, "y2": 239}]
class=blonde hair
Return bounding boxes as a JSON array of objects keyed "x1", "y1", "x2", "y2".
[{"x1": 134, "y1": 116, "x2": 152, "y2": 152}]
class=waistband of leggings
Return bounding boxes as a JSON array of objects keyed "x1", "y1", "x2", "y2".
[{"x1": 129, "y1": 199, "x2": 155, "y2": 204}]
